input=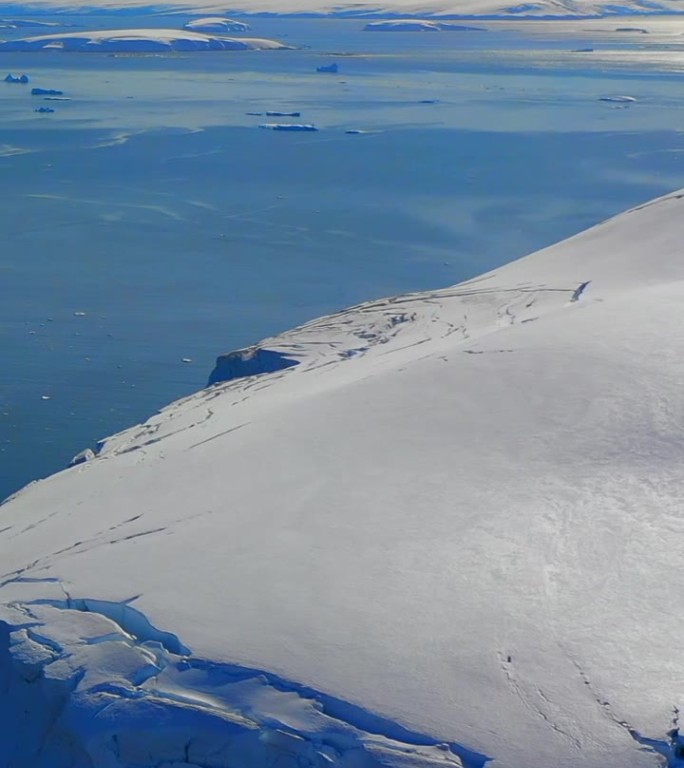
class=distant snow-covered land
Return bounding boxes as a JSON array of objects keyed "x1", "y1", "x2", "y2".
[
  {"x1": 363, "y1": 19, "x2": 485, "y2": 29},
  {"x1": 3, "y1": 189, "x2": 684, "y2": 767},
  {"x1": 0, "y1": 17, "x2": 59, "y2": 25},
  {"x1": 183, "y1": 16, "x2": 250, "y2": 32},
  {"x1": 1, "y1": 0, "x2": 684, "y2": 16},
  {"x1": 0, "y1": 27, "x2": 288, "y2": 50}
]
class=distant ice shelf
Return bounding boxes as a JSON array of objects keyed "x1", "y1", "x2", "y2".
[
  {"x1": 0, "y1": 28, "x2": 289, "y2": 52},
  {"x1": 183, "y1": 16, "x2": 250, "y2": 32}
]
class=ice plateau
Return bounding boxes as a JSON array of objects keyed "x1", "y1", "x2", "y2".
[
  {"x1": 0, "y1": 28, "x2": 288, "y2": 51},
  {"x1": 183, "y1": 16, "x2": 250, "y2": 32},
  {"x1": 4, "y1": 190, "x2": 684, "y2": 768}
]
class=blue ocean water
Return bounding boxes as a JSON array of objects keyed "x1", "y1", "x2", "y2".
[{"x1": 2, "y1": 16, "x2": 684, "y2": 499}]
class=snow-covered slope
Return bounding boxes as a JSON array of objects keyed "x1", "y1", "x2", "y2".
[
  {"x1": 4, "y1": 190, "x2": 684, "y2": 768},
  {"x1": 0, "y1": 27, "x2": 287, "y2": 50},
  {"x1": 2, "y1": 0, "x2": 684, "y2": 16}
]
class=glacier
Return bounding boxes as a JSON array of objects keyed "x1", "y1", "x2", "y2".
[{"x1": 4, "y1": 190, "x2": 684, "y2": 767}]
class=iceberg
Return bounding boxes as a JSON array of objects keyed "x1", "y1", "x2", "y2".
[
  {"x1": 599, "y1": 95, "x2": 637, "y2": 102},
  {"x1": 259, "y1": 122, "x2": 318, "y2": 130},
  {"x1": 0, "y1": 28, "x2": 289, "y2": 52},
  {"x1": 317, "y1": 62, "x2": 339, "y2": 72},
  {"x1": 0, "y1": 18, "x2": 59, "y2": 27},
  {"x1": 184, "y1": 16, "x2": 251, "y2": 32},
  {"x1": 30, "y1": 87, "x2": 63, "y2": 95},
  {"x1": 4, "y1": 73, "x2": 29, "y2": 83},
  {"x1": 3, "y1": 190, "x2": 684, "y2": 768},
  {"x1": 363, "y1": 20, "x2": 485, "y2": 30}
]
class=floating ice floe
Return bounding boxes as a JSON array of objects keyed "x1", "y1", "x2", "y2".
[
  {"x1": 599, "y1": 95, "x2": 637, "y2": 103},
  {"x1": 259, "y1": 122, "x2": 318, "y2": 131}
]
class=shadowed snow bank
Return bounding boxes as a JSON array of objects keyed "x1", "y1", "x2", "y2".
[{"x1": 0, "y1": 600, "x2": 478, "y2": 768}]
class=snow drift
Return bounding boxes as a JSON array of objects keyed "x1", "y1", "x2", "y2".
[
  {"x1": 4, "y1": 190, "x2": 684, "y2": 768},
  {"x1": 0, "y1": 28, "x2": 288, "y2": 51}
]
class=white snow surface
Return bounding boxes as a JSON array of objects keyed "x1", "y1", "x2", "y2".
[
  {"x1": 183, "y1": 16, "x2": 250, "y2": 31},
  {"x1": 0, "y1": 27, "x2": 287, "y2": 50},
  {"x1": 4, "y1": 190, "x2": 684, "y2": 767},
  {"x1": 4, "y1": 0, "x2": 684, "y2": 16}
]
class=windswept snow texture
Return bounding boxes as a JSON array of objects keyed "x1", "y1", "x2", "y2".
[
  {"x1": 0, "y1": 28, "x2": 288, "y2": 52},
  {"x1": 183, "y1": 16, "x2": 250, "y2": 32},
  {"x1": 6, "y1": 191, "x2": 684, "y2": 767},
  {"x1": 363, "y1": 20, "x2": 485, "y2": 30}
]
